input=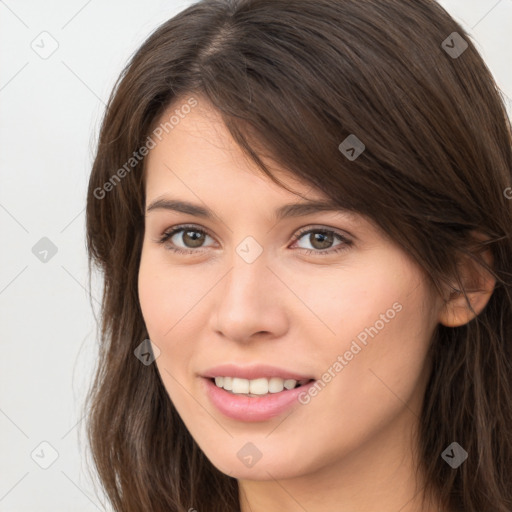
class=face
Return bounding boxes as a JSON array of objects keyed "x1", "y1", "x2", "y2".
[{"x1": 138, "y1": 95, "x2": 443, "y2": 482}]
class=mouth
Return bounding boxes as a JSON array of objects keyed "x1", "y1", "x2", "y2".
[
  {"x1": 202, "y1": 376, "x2": 318, "y2": 421},
  {"x1": 207, "y1": 376, "x2": 316, "y2": 397}
]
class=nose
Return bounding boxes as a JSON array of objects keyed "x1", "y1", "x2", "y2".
[{"x1": 210, "y1": 248, "x2": 289, "y2": 344}]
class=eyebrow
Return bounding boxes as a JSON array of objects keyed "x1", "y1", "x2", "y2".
[{"x1": 145, "y1": 197, "x2": 349, "y2": 221}]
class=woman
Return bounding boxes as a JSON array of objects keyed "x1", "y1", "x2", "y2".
[{"x1": 85, "y1": 0, "x2": 512, "y2": 510}]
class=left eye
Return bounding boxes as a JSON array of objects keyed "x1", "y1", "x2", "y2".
[
  {"x1": 157, "y1": 225, "x2": 352, "y2": 256},
  {"x1": 292, "y1": 228, "x2": 350, "y2": 253},
  {"x1": 158, "y1": 226, "x2": 215, "y2": 254}
]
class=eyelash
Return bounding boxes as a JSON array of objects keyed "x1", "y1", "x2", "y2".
[{"x1": 156, "y1": 224, "x2": 353, "y2": 256}]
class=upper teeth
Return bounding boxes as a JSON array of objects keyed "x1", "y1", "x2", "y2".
[{"x1": 214, "y1": 376, "x2": 308, "y2": 395}]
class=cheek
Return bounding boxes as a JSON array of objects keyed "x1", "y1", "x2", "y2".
[
  {"x1": 138, "y1": 260, "x2": 167, "y2": 336},
  {"x1": 309, "y1": 253, "x2": 436, "y2": 398},
  {"x1": 320, "y1": 268, "x2": 435, "y2": 418},
  {"x1": 138, "y1": 247, "x2": 186, "y2": 371},
  {"x1": 138, "y1": 252, "x2": 194, "y2": 406},
  {"x1": 326, "y1": 253, "x2": 434, "y2": 346},
  {"x1": 138, "y1": 246, "x2": 199, "y2": 337},
  {"x1": 291, "y1": 259, "x2": 407, "y2": 347},
  {"x1": 138, "y1": 245, "x2": 215, "y2": 379}
]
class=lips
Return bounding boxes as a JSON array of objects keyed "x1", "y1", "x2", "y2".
[
  {"x1": 200, "y1": 363, "x2": 315, "y2": 381},
  {"x1": 202, "y1": 377, "x2": 318, "y2": 421}
]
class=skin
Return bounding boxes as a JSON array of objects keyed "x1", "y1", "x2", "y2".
[{"x1": 138, "y1": 95, "x2": 494, "y2": 512}]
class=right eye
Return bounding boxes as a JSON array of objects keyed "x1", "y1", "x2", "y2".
[{"x1": 157, "y1": 224, "x2": 216, "y2": 254}]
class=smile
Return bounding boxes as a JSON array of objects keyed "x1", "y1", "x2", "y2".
[
  {"x1": 202, "y1": 377, "x2": 317, "y2": 421},
  {"x1": 212, "y1": 376, "x2": 313, "y2": 396}
]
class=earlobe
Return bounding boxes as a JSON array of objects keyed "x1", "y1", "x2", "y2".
[
  {"x1": 439, "y1": 285, "x2": 495, "y2": 327},
  {"x1": 438, "y1": 237, "x2": 496, "y2": 328}
]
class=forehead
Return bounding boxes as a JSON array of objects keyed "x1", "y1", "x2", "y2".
[
  {"x1": 144, "y1": 95, "x2": 329, "y2": 206},
  {"x1": 142, "y1": 97, "x2": 392, "y2": 243}
]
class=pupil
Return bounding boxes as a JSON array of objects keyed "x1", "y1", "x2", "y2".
[
  {"x1": 311, "y1": 232, "x2": 332, "y2": 249},
  {"x1": 184, "y1": 230, "x2": 204, "y2": 248}
]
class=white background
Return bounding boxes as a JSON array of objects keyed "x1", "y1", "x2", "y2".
[{"x1": 1, "y1": 1, "x2": 511, "y2": 510}]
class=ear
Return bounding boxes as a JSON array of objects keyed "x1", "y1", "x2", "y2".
[{"x1": 438, "y1": 234, "x2": 496, "y2": 328}]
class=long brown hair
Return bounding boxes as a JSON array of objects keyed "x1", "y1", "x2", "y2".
[{"x1": 84, "y1": 0, "x2": 512, "y2": 510}]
